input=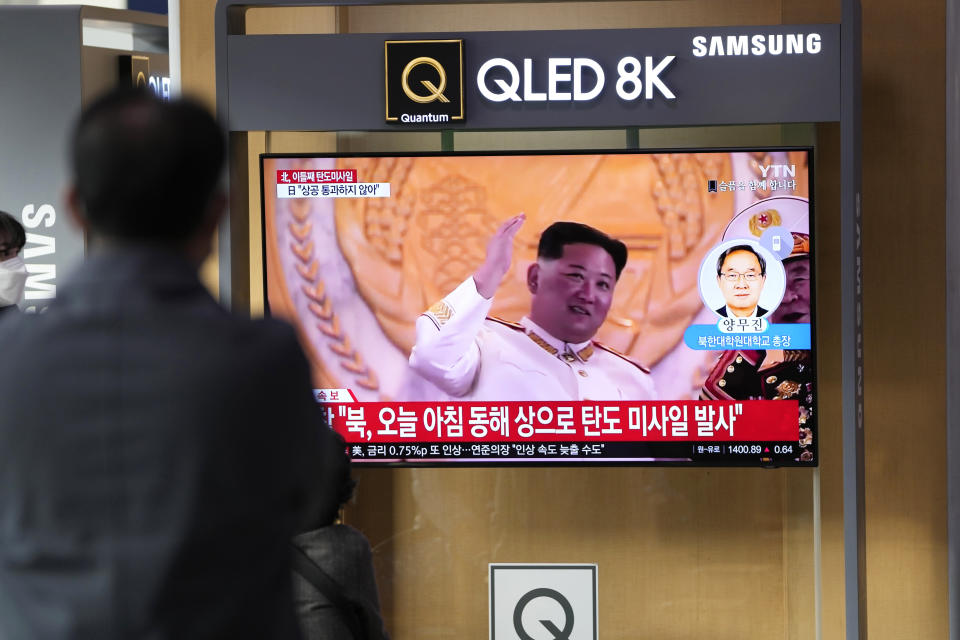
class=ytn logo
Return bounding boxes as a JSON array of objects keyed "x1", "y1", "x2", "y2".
[{"x1": 758, "y1": 164, "x2": 796, "y2": 178}]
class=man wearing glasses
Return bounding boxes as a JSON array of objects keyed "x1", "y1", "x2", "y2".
[
  {"x1": 0, "y1": 210, "x2": 27, "y2": 316},
  {"x1": 715, "y1": 244, "x2": 768, "y2": 318}
]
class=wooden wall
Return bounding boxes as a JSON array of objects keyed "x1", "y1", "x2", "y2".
[
  {"x1": 858, "y1": 0, "x2": 948, "y2": 636},
  {"x1": 179, "y1": 1, "x2": 947, "y2": 637}
]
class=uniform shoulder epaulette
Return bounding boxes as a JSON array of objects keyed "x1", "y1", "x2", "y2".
[
  {"x1": 486, "y1": 316, "x2": 524, "y2": 331},
  {"x1": 423, "y1": 299, "x2": 454, "y2": 329},
  {"x1": 593, "y1": 341, "x2": 651, "y2": 374}
]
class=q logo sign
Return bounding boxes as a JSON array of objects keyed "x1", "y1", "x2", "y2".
[
  {"x1": 385, "y1": 40, "x2": 464, "y2": 124},
  {"x1": 402, "y1": 57, "x2": 449, "y2": 103}
]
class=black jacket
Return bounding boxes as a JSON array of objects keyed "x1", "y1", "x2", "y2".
[
  {"x1": 0, "y1": 246, "x2": 332, "y2": 639},
  {"x1": 715, "y1": 305, "x2": 768, "y2": 318}
]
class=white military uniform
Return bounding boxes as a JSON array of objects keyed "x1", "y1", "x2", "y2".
[{"x1": 408, "y1": 277, "x2": 656, "y2": 401}]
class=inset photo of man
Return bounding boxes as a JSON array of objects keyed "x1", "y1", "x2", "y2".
[
  {"x1": 715, "y1": 244, "x2": 769, "y2": 318},
  {"x1": 698, "y1": 240, "x2": 785, "y2": 320}
]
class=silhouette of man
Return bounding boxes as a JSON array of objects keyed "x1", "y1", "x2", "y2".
[{"x1": 0, "y1": 90, "x2": 332, "y2": 639}]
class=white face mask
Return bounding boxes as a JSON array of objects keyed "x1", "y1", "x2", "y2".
[{"x1": 0, "y1": 256, "x2": 27, "y2": 306}]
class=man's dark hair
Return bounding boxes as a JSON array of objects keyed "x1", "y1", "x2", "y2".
[
  {"x1": 716, "y1": 244, "x2": 766, "y2": 277},
  {"x1": 0, "y1": 211, "x2": 26, "y2": 253},
  {"x1": 299, "y1": 431, "x2": 357, "y2": 533},
  {"x1": 537, "y1": 221, "x2": 628, "y2": 279},
  {"x1": 70, "y1": 89, "x2": 225, "y2": 243}
]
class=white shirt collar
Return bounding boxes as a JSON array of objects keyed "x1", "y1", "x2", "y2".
[{"x1": 724, "y1": 305, "x2": 760, "y2": 319}]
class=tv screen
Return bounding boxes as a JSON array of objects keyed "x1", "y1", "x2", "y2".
[{"x1": 261, "y1": 149, "x2": 815, "y2": 466}]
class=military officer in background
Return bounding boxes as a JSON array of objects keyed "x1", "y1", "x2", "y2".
[
  {"x1": 700, "y1": 197, "x2": 814, "y2": 461},
  {"x1": 408, "y1": 215, "x2": 656, "y2": 401}
]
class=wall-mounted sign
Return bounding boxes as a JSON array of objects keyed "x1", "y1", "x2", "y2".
[
  {"x1": 385, "y1": 39, "x2": 464, "y2": 124},
  {"x1": 226, "y1": 25, "x2": 840, "y2": 132},
  {"x1": 490, "y1": 564, "x2": 598, "y2": 640},
  {"x1": 1, "y1": 8, "x2": 87, "y2": 311},
  {"x1": 119, "y1": 54, "x2": 150, "y2": 89},
  {"x1": 119, "y1": 54, "x2": 171, "y2": 101},
  {"x1": 476, "y1": 55, "x2": 675, "y2": 104},
  {"x1": 148, "y1": 74, "x2": 170, "y2": 100}
]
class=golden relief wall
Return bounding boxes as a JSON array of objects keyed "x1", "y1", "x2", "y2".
[
  {"x1": 265, "y1": 151, "x2": 810, "y2": 402},
  {"x1": 266, "y1": 154, "x2": 742, "y2": 390}
]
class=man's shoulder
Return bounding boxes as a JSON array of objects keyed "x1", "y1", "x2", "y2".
[
  {"x1": 485, "y1": 316, "x2": 524, "y2": 331},
  {"x1": 203, "y1": 316, "x2": 307, "y2": 376},
  {"x1": 2, "y1": 300, "x2": 304, "y2": 374},
  {"x1": 483, "y1": 316, "x2": 539, "y2": 350},
  {"x1": 591, "y1": 342, "x2": 651, "y2": 374},
  {"x1": 297, "y1": 524, "x2": 371, "y2": 550},
  {"x1": 294, "y1": 525, "x2": 374, "y2": 572},
  {"x1": 700, "y1": 349, "x2": 764, "y2": 400}
]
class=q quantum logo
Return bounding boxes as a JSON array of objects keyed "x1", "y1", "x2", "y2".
[{"x1": 385, "y1": 39, "x2": 464, "y2": 124}]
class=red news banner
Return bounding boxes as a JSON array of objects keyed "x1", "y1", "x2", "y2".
[
  {"x1": 276, "y1": 169, "x2": 357, "y2": 184},
  {"x1": 325, "y1": 400, "x2": 798, "y2": 444}
]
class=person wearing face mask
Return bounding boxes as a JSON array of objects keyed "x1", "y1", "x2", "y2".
[
  {"x1": 0, "y1": 210, "x2": 27, "y2": 315},
  {"x1": 407, "y1": 216, "x2": 655, "y2": 401}
]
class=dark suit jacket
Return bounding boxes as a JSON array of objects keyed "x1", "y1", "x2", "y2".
[
  {"x1": 292, "y1": 525, "x2": 389, "y2": 640},
  {"x1": 715, "y1": 305, "x2": 768, "y2": 318},
  {"x1": 0, "y1": 247, "x2": 329, "y2": 639}
]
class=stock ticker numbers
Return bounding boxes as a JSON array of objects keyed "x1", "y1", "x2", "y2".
[
  {"x1": 693, "y1": 442, "x2": 796, "y2": 463},
  {"x1": 729, "y1": 445, "x2": 764, "y2": 455}
]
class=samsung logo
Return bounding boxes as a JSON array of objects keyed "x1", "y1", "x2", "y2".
[{"x1": 692, "y1": 33, "x2": 822, "y2": 57}]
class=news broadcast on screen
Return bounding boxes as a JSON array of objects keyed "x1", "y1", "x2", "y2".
[{"x1": 262, "y1": 149, "x2": 815, "y2": 466}]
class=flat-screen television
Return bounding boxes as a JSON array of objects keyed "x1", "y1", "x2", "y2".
[{"x1": 261, "y1": 149, "x2": 816, "y2": 466}]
